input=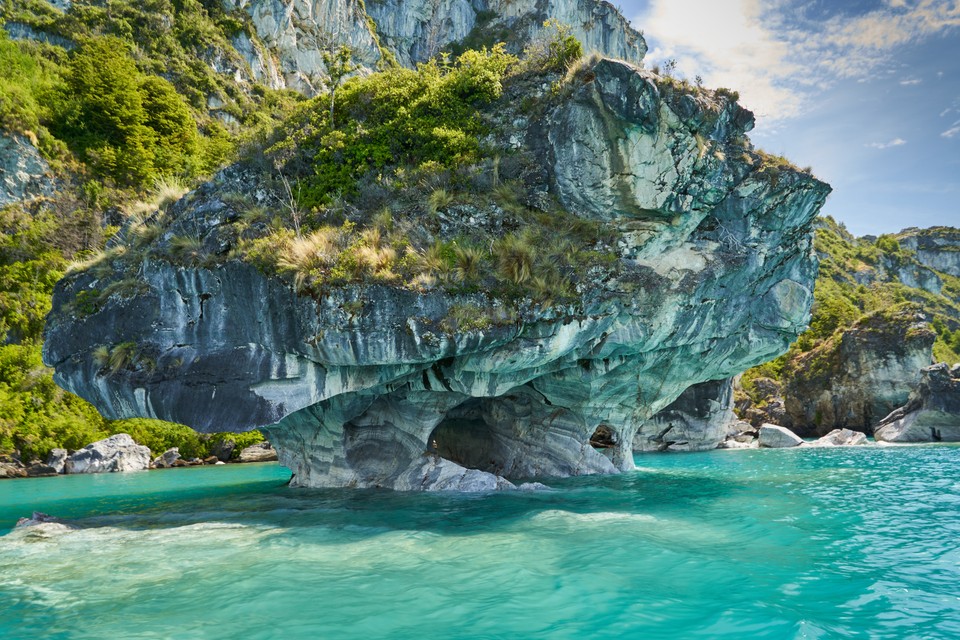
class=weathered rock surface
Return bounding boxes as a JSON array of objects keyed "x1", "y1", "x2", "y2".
[
  {"x1": 758, "y1": 424, "x2": 803, "y2": 448},
  {"x1": 0, "y1": 133, "x2": 55, "y2": 207},
  {"x1": 228, "y1": 0, "x2": 646, "y2": 93},
  {"x1": 897, "y1": 227, "x2": 960, "y2": 279},
  {"x1": 811, "y1": 428, "x2": 868, "y2": 447},
  {"x1": 153, "y1": 448, "x2": 182, "y2": 468},
  {"x1": 634, "y1": 378, "x2": 740, "y2": 452},
  {"x1": 781, "y1": 307, "x2": 935, "y2": 436},
  {"x1": 26, "y1": 462, "x2": 59, "y2": 477},
  {"x1": 874, "y1": 363, "x2": 960, "y2": 442},
  {"x1": 0, "y1": 461, "x2": 27, "y2": 478},
  {"x1": 64, "y1": 434, "x2": 151, "y2": 474},
  {"x1": 211, "y1": 439, "x2": 236, "y2": 462},
  {"x1": 237, "y1": 441, "x2": 279, "y2": 463},
  {"x1": 46, "y1": 448, "x2": 68, "y2": 474},
  {"x1": 44, "y1": 59, "x2": 829, "y2": 490}
]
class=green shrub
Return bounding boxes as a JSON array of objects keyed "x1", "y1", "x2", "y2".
[
  {"x1": 53, "y1": 37, "x2": 202, "y2": 186},
  {"x1": 276, "y1": 44, "x2": 518, "y2": 207}
]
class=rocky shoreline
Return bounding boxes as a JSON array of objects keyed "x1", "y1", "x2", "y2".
[{"x1": 0, "y1": 434, "x2": 279, "y2": 480}]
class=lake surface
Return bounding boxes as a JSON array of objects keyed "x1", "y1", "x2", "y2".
[{"x1": 1, "y1": 446, "x2": 959, "y2": 639}]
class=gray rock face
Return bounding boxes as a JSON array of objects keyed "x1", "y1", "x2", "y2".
[
  {"x1": 211, "y1": 439, "x2": 236, "y2": 462},
  {"x1": 811, "y1": 428, "x2": 868, "y2": 447},
  {"x1": 225, "y1": 0, "x2": 384, "y2": 93},
  {"x1": 874, "y1": 363, "x2": 960, "y2": 443},
  {"x1": 634, "y1": 378, "x2": 739, "y2": 452},
  {"x1": 897, "y1": 228, "x2": 960, "y2": 279},
  {"x1": 230, "y1": 0, "x2": 645, "y2": 92},
  {"x1": 153, "y1": 448, "x2": 182, "y2": 468},
  {"x1": 758, "y1": 424, "x2": 803, "y2": 448},
  {"x1": 0, "y1": 461, "x2": 26, "y2": 479},
  {"x1": 46, "y1": 448, "x2": 68, "y2": 474},
  {"x1": 781, "y1": 308, "x2": 935, "y2": 436},
  {"x1": 237, "y1": 441, "x2": 279, "y2": 463},
  {"x1": 64, "y1": 434, "x2": 151, "y2": 474},
  {"x1": 0, "y1": 133, "x2": 55, "y2": 207},
  {"x1": 44, "y1": 59, "x2": 829, "y2": 490},
  {"x1": 369, "y1": 0, "x2": 646, "y2": 67}
]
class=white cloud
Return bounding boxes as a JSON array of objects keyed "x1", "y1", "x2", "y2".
[
  {"x1": 942, "y1": 124, "x2": 960, "y2": 138},
  {"x1": 866, "y1": 138, "x2": 908, "y2": 149},
  {"x1": 632, "y1": 0, "x2": 960, "y2": 124},
  {"x1": 900, "y1": 78, "x2": 923, "y2": 85}
]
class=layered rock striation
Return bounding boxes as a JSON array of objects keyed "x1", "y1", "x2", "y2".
[
  {"x1": 780, "y1": 307, "x2": 935, "y2": 436},
  {"x1": 227, "y1": 0, "x2": 646, "y2": 92},
  {"x1": 634, "y1": 378, "x2": 740, "y2": 452},
  {"x1": 44, "y1": 58, "x2": 830, "y2": 490},
  {"x1": 874, "y1": 363, "x2": 960, "y2": 442}
]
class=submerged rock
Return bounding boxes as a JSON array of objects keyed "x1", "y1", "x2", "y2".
[
  {"x1": 43, "y1": 58, "x2": 829, "y2": 490},
  {"x1": 64, "y1": 434, "x2": 151, "y2": 474},
  {"x1": 758, "y1": 424, "x2": 803, "y2": 448},
  {"x1": 874, "y1": 364, "x2": 960, "y2": 443}
]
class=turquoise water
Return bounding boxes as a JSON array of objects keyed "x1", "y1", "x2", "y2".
[{"x1": 1, "y1": 447, "x2": 959, "y2": 639}]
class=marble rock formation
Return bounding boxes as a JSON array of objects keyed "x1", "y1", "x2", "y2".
[
  {"x1": 44, "y1": 58, "x2": 830, "y2": 490},
  {"x1": 758, "y1": 424, "x2": 803, "y2": 448},
  {"x1": 46, "y1": 448, "x2": 68, "y2": 474},
  {"x1": 153, "y1": 448, "x2": 182, "y2": 469},
  {"x1": 874, "y1": 363, "x2": 960, "y2": 443},
  {"x1": 64, "y1": 434, "x2": 151, "y2": 474},
  {"x1": 811, "y1": 428, "x2": 868, "y2": 447},
  {"x1": 238, "y1": 442, "x2": 280, "y2": 463},
  {"x1": 226, "y1": 0, "x2": 646, "y2": 93},
  {"x1": 634, "y1": 378, "x2": 740, "y2": 452},
  {"x1": 781, "y1": 307, "x2": 935, "y2": 436},
  {"x1": 897, "y1": 228, "x2": 960, "y2": 279}
]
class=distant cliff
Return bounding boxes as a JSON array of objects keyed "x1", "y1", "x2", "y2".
[{"x1": 739, "y1": 221, "x2": 960, "y2": 436}]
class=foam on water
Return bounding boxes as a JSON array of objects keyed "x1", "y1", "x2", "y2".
[{"x1": 2, "y1": 448, "x2": 960, "y2": 639}]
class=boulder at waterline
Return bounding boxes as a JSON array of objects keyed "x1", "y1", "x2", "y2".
[
  {"x1": 0, "y1": 461, "x2": 26, "y2": 479},
  {"x1": 211, "y1": 439, "x2": 235, "y2": 462},
  {"x1": 811, "y1": 429, "x2": 868, "y2": 447},
  {"x1": 238, "y1": 442, "x2": 279, "y2": 463},
  {"x1": 64, "y1": 434, "x2": 151, "y2": 474},
  {"x1": 26, "y1": 462, "x2": 59, "y2": 477},
  {"x1": 758, "y1": 424, "x2": 803, "y2": 448},
  {"x1": 874, "y1": 363, "x2": 960, "y2": 442},
  {"x1": 46, "y1": 448, "x2": 68, "y2": 474},
  {"x1": 153, "y1": 448, "x2": 181, "y2": 469}
]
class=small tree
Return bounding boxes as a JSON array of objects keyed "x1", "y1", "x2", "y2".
[{"x1": 322, "y1": 44, "x2": 357, "y2": 126}]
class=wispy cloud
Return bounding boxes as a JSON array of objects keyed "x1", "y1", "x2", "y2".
[
  {"x1": 866, "y1": 138, "x2": 908, "y2": 149},
  {"x1": 942, "y1": 124, "x2": 960, "y2": 138},
  {"x1": 633, "y1": 0, "x2": 960, "y2": 123},
  {"x1": 900, "y1": 78, "x2": 923, "y2": 85}
]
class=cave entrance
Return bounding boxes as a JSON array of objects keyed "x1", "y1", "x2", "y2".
[
  {"x1": 589, "y1": 424, "x2": 617, "y2": 449},
  {"x1": 427, "y1": 399, "x2": 504, "y2": 476}
]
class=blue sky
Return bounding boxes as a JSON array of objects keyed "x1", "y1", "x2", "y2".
[{"x1": 619, "y1": 0, "x2": 960, "y2": 236}]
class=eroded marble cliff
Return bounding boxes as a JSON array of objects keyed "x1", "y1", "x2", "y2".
[
  {"x1": 44, "y1": 58, "x2": 830, "y2": 490},
  {"x1": 226, "y1": 0, "x2": 646, "y2": 92}
]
